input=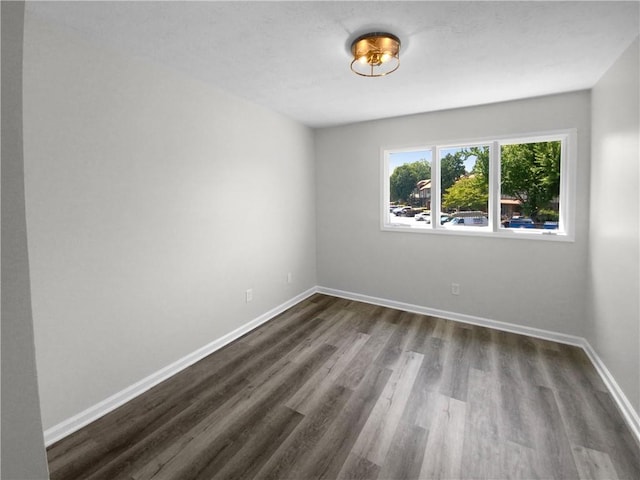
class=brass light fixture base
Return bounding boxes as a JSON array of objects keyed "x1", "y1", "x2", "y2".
[{"x1": 350, "y1": 32, "x2": 401, "y2": 77}]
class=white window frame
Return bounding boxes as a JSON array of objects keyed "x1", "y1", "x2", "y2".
[{"x1": 381, "y1": 129, "x2": 577, "y2": 241}]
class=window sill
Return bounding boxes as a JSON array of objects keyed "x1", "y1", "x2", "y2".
[{"x1": 381, "y1": 223, "x2": 574, "y2": 242}]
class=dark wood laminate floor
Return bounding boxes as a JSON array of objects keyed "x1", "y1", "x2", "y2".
[{"x1": 47, "y1": 294, "x2": 640, "y2": 480}]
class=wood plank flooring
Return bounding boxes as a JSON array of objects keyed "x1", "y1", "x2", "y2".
[{"x1": 47, "y1": 294, "x2": 640, "y2": 480}]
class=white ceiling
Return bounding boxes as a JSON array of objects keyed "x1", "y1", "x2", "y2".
[{"x1": 26, "y1": 1, "x2": 640, "y2": 128}]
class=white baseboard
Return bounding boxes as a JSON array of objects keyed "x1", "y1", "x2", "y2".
[
  {"x1": 316, "y1": 286, "x2": 640, "y2": 445},
  {"x1": 580, "y1": 341, "x2": 640, "y2": 445},
  {"x1": 43, "y1": 287, "x2": 318, "y2": 446},
  {"x1": 44, "y1": 285, "x2": 640, "y2": 448},
  {"x1": 316, "y1": 286, "x2": 584, "y2": 346}
]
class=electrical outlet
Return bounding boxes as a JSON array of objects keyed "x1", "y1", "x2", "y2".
[
  {"x1": 451, "y1": 283, "x2": 460, "y2": 295},
  {"x1": 287, "y1": 272, "x2": 293, "y2": 284},
  {"x1": 245, "y1": 289, "x2": 253, "y2": 303}
]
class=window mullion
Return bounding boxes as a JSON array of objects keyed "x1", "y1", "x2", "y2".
[
  {"x1": 489, "y1": 141, "x2": 500, "y2": 232},
  {"x1": 431, "y1": 146, "x2": 440, "y2": 229}
]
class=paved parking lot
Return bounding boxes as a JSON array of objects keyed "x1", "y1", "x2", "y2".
[{"x1": 386, "y1": 214, "x2": 431, "y2": 228}]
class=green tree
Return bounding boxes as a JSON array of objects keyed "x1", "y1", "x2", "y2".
[
  {"x1": 390, "y1": 160, "x2": 431, "y2": 204},
  {"x1": 440, "y1": 152, "x2": 466, "y2": 191},
  {"x1": 442, "y1": 175, "x2": 488, "y2": 211},
  {"x1": 500, "y1": 141, "x2": 560, "y2": 220},
  {"x1": 440, "y1": 146, "x2": 490, "y2": 212}
]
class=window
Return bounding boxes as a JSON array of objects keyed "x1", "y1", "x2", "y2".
[{"x1": 382, "y1": 130, "x2": 576, "y2": 240}]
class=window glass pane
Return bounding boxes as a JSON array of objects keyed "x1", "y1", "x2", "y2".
[
  {"x1": 388, "y1": 150, "x2": 432, "y2": 228},
  {"x1": 499, "y1": 141, "x2": 561, "y2": 230},
  {"x1": 440, "y1": 145, "x2": 490, "y2": 228}
]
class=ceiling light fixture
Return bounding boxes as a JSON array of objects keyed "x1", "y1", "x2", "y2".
[{"x1": 350, "y1": 32, "x2": 401, "y2": 77}]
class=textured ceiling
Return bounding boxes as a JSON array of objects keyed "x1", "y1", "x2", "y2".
[{"x1": 26, "y1": 1, "x2": 640, "y2": 128}]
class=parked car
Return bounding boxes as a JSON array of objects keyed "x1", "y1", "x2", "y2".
[
  {"x1": 445, "y1": 216, "x2": 488, "y2": 227},
  {"x1": 395, "y1": 206, "x2": 423, "y2": 217},
  {"x1": 543, "y1": 221, "x2": 559, "y2": 229},
  {"x1": 415, "y1": 212, "x2": 451, "y2": 224},
  {"x1": 392, "y1": 206, "x2": 409, "y2": 215},
  {"x1": 506, "y1": 217, "x2": 535, "y2": 228},
  {"x1": 414, "y1": 210, "x2": 431, "y2": 221}
]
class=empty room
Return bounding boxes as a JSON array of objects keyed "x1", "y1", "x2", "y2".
[{"x1": 3, "y1": 1, "x2": 639, "y2": 479}]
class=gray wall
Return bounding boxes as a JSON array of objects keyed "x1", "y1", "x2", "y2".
[
  {"x1": 588, "y1": 37, "x2": 640, "y2": 414},
  {"x1": 316, "y1": 92, "x2": 591, "y2": 337},
  {"x1": 1, "y1": 1, "x2": 50, "y2": 478},
  {"x1": 22, "y1": 13, "x2": 317, "y2": 429}
]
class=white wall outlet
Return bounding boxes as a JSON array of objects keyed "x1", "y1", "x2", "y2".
[
  {"x1": 287, "y1": 272, "x2": 293, "y2": 284},
  {"x1": 451, "y1": 283, "x2": 460, "y2": 295},
  {"x1": 245, "y1": 288, "x2": 253, "y2": 303}
]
